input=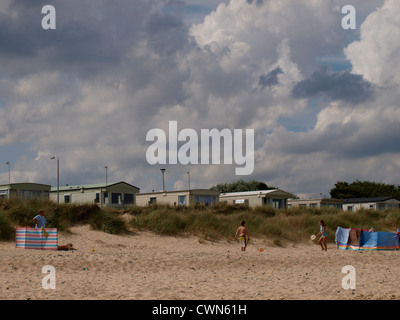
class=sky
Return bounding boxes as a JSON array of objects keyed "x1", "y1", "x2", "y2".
[{"x1": 0, "y1": 0, "x2": 399, "y2": 199}]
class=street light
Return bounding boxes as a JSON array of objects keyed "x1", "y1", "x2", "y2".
[
  {"x1": 105, "y1": 166, "x2": 108, "y2": 187},
  {"x1": 5, "y1": 161, "x2": 10, "y2": 185},
  {"x1": 186, "y1": 171, "x2": 190, "y2": 190},
  {"x1": 160, "y1": 168, "x2": 166, "y2": 192},
  {"x1": 103, "y1": 165, "x2": 108, "y2": 206},
  {"x1": 50, "y1": 156, "x2": 59, "y2": 205},
  {"x1": 2, "y1": 161, "x2": 10, "y2": 199}
]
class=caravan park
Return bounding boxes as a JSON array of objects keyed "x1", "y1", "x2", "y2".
[
  {"x1": 1, "y1": 0, "x2": 400, "y2": 305},
  {"x1": 1, "y1": 194, "x2": 400, "y2": 300}
]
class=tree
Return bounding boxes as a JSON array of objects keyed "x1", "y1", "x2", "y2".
[
  {"x1": 330, "y1": 180, "x2": 400, "y2": 200},
  {"x1": 210, "y1": 179, "x2": 274, "y2": 193}
]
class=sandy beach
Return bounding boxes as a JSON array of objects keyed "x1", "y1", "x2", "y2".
[{"x1": 1, "y1": 224, "x2": 400, "y2": 300}]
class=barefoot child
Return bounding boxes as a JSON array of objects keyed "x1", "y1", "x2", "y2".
[
  {"x1": 316, "y1": 219, "x2": 328, "y2": 251},
  {"x1": 234, "y1": 220, "x2": 250, "y2": 251}
]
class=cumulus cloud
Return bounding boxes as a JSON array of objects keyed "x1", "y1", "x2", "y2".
[
  {"x1": 291, "y1": 65, "x2": 374, "y2": 104},
  {"x1": 259, "y1": 67, "x2": 283, "y2": 89},
  {"x1": 1, "y1": 0, "x2": 399, "y2": 198},
  {"x1": 345, "y1": 0, "x2": 400, "y2": 86}
]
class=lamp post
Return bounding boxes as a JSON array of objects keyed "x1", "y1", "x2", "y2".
[
  {"x1": 50, "y1": 157, "x2": 59, "y2": 205},
  {"x1": 3, "y1": 161, "x2": 10, "y2": 199},
  {"x1": 105, "y1": 166, "x2": 108, "y2": 187},
  {"x1": 186, "y1": 171, "x2": 190, "y2": 190},
  {"x1": 5, "y1": 161, "x2": 10, "y2": 185},
  {"x1": 103, "y1": 166, "x2": 108, "y2": 206},
  {"x1": 160, "y1": 168, "x2": 166, "y2": 192}
]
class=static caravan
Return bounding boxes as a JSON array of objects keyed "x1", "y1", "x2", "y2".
[
  {"x1": 343, "y1": 197, "x2": 400, "y2": 212},
  {"x1": 0, "y1": 183, "x2": 51, "y2": 200},
  {"x1": 136, "y1": 189, "x2": 219, "y2": 207},
  {"x1": 219, "y1": 189, "x2": 294, "y2": 209},
  {"x1": 288, "y1": 198, "x2": 344, "y2": 210},
  {"x1": 50, "y1": 181, "x2": 140, "y2": 207}
]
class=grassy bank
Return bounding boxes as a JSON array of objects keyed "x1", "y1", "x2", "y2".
[
  {"x1": 0, "y1": 196, "x2": 127, "y2": 239},
  {"x1": 1, "y1": 197, "x2": 400, "y2": 245},
  {"x1": 126, "y1": 204, "x2": 400, "y2": 244}
]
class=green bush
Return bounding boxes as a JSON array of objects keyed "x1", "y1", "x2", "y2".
[
  {"x1": 0, "y1": 212, "x2": 15, "y2": 240},
  {"x1": 211, "y1": 202, "x2": 251, "y2": 215},
  {"x1": 2, "y1": 197, "x2": 55, "y2": 227},
  {"x1": 70, "y1": 204, "x2": 101, "y2": 224},
  {"x1": 89, "y1": 210, "x2": 127, "y2": 234},
  {"x1": 125, "y1": 205, "x2": 146, "y2": 215},
  {"x1": 253, "y1": 205, "x2": 276, "y2": 217},
  {"x1": 129, "y1": 207, "x2": 188, "y2": 236}
]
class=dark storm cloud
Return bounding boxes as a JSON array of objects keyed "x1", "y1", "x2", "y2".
[
  {"x1": 0, "y1": 0, "x2": 188, "y2": 78},
  {"x1": 259, "y1": 67, "x2": 283, "y2": 89},
  {"x1": 0, "y1": 0, "x2": 192, "y2": 141},
  {"x1": 145, "y1": 12, "x2": 190, "y2": 56},
  {"x1": 246, "y1": 0, "x2": 263, "y2": 5},
  {"x1": 270, "y1": 117, "x2": 400, "y2": 160},
  {"x1": 292, "y1": 65, "x2": 374, "y2": 104}
]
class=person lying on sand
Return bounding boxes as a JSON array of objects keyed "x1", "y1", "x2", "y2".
[{"x1": 58, "y1": 243, "x2": 75, "y2": 251}]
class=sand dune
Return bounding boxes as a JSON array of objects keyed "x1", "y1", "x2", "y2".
[{"x1": 1, "y1": 225, "x2": 400, "y2": 300}]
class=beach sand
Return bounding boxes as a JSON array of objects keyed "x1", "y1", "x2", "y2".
[{"x1": 1, "y1": 225, "x2": 400, "y2": 300}]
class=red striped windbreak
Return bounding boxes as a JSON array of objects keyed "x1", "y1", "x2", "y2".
[{"x1": 16, "y1": 227, "x2": 58, "y2": 250}]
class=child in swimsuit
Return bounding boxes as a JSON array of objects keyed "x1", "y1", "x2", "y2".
[
  {"x1": 316, "y1": 219, "x2": 328, "y2": 251},
  {"x1": 234, "y1": 220, "x2": 250, "y2": 252}
]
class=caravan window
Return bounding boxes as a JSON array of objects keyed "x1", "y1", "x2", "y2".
[
  {"x1": 178, "y1": 195, "x2": 186, "y2": 205},
  {"x1": 272, "y1": 199, "x2": 284, "y2": 209},
  {"x1": 111, "y1": 193, "x2": 121, "y2": 204},
  {"x1": 64, "y1": 195, "x2": 71, "y2": 204},
  {"x1": 149, "y1": 197, "x2": 157, "y2": 205},
  {"x1": 194, "y1": 195, "x2": 216, "y2": 207},
  {"x1": 124, "y1": 193, "x2": 134, "y2": 205}
]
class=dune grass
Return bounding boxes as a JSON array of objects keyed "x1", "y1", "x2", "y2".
[
  {"x1": 1, "y1": 197, "x2": 400, "y2": 245},
  {"x1": 0, "y1": 196, "x2": 126, "y2": 238},
  {"x1": 126, "y1": 203, "x2": 400, "y2": 244}
]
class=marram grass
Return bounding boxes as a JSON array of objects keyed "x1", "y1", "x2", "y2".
[{"x1": 1, "y1": 198, "x2": 400, "y2": 245}]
